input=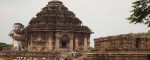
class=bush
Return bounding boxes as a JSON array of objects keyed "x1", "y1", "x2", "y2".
[{"x1": 2, "y1": 58, "x2": 15, "y2": 60}]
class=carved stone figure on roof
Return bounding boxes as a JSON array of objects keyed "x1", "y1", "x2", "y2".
[{"x1": 9, "y1": 23, "x2": 27, "y2": 51}]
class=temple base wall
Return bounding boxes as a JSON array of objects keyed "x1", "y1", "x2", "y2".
[{"x1": 87, "y1": 53, "x2": 149, "y2": 60}]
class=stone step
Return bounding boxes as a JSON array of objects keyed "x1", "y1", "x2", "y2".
[{"x1": 74, "y1": 54, "x2": 87, "y2": 60}]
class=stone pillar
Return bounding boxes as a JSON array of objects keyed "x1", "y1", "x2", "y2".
[
  {"x1": 70, "y1": 35, "x2": 74, "y2": 50},
  {"x1": 28, "y1": 34, "x2": 33, "y2": 51},
  {"x1": 87, "y1": 37, "x2": 90, "y2": 47},
  {"x1": 70, "y1": 40, "x2": 73, "y2": 51},
  {"x1": 55, "y1": 32, "x2": 60, "y2": 51},
  {"x1": 75, "y1": 36, "x2": 79, "y2": 50},
  {"x1": 48, "y1": 33, "x2": 53, "y2": 51},
  {"x1": 84, "y1": 37, "x2": 88, "y2": 52}
]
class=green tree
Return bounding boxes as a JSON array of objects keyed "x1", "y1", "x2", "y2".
[
  {"x1": 127, "y1": 0, "x2": 150, "y2": 27},
  {"x1": 0, "y1": 42, "x2": 11, "y2": 51},
  {"x1": 146, "y1": 30, "x2": 150, "y2": 34},
  {"x1": 88, "y1": 46, "x2": 94, "y2": 52},
  {"x1": 3, "y1": 58, "x2": 15, "y2": 60},
  {"x1": 0, "y1": 42, "x2": 7, "y2": 51}
]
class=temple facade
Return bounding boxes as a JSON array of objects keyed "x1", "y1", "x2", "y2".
[
  {"x1": 94, "y1": 33, "x2": 150, "y2": 60},
  {"x1": 26, "y1": 0, "x2": 92, "y2": 52}
]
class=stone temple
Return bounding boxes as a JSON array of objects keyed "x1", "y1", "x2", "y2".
[
  {"x1": 26, "y1": 0, "x2": 92, "y2": 52},
  {"x1": 0, "y1": 0, "x2": 92, "y2": 60}
]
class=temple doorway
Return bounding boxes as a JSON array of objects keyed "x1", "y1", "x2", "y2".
[
  {"x1": 60, "y1": 34, "x2": 69, "y2": 48},
  {"x1": 60, "y1": 40, "x2": 69, "y2": 48},
  {"x1": 61, "y1": 41, "x2": 67, "y2": 48}
]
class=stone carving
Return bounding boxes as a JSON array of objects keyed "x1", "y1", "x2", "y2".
[{"x1": 9, "y1": 23, "x2": 26, "y2": 51}]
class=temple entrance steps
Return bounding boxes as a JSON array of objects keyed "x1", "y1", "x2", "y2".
[
  {"x1": 59, "y1": 48, "x2": 70, "y2": 59},
  {"x1": 60, "y1": 49, "x2": 69, "y2": 59},
  {"x1": 59, "y1": 49, "x2": 84, "y2": 60},
  {"x1": 74, "y1": 53, "x2": 88, "y2": 60},
  {"x1": 60, "y1": 48, "x2": 69, "y2": 52}
]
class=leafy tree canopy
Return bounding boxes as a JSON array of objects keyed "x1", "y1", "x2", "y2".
[
  {"x1": 128, "y1": 0, "x2": 150, "y2": 27},
  {"x1": 88, "y1": 46, "x2": 94, "y2": 52},
  {"x1": 146, "y1": 30, "x2": 150, "y2": 34},
  {"x1": 0, "y1": 42, "x2": 11, "y2": 51},
  {"x1": 2, "y1": 58, "x2": 15, "y2": 60}
]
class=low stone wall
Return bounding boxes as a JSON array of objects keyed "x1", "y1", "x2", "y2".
[
  {"x1": 87, "y1": 53, "x2": 150, "y2": 60},
  {"x1": 0, "y1": 51, "x2": 56, "y2": 60}
]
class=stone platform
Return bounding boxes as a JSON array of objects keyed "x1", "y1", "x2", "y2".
[{"x1": 0, "y1": 51, "x2": 56, "y2": 60}]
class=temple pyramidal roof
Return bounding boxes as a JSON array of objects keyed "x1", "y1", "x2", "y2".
[{"x1": 27, "y1": 0, "x2": 92, "y2": 33}]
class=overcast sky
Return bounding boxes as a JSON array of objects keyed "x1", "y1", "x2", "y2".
[{"x1": 0, "y1": 0, "x2": 149, "y2": 47}]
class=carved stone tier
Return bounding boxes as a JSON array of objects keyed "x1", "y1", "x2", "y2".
[
  {"x1": 26, "y1": 0, "x2": 92, "y2": 52},
  {"x1": 27, "y1": 0, "x2": 91, "y2": 34}
]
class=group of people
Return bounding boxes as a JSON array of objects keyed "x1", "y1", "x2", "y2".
[{"x1": 16, "y1": 57, "x2": 48, "y2": 60}]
